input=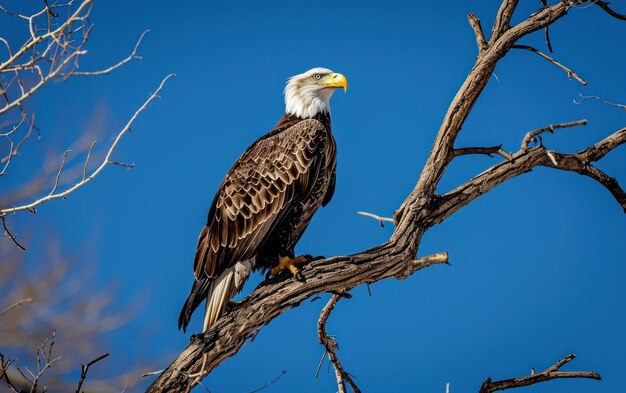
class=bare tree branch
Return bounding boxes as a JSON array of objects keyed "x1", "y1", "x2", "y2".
[
  {"x1": 521, "y1": 119, "x2": 587, "y2": 149},
  {"x1": 246, "y1": 370, "x2": 287, "y2": 393},
  {"x1": 317, "y1": 293, "x2": 361, "y2": 393},
  {"x1": 431, "y1": 126, "x2": 626, "y2": 226},
  {"x1": 576, "y1": 94, "x2": 626, "y2": 111},
  {"x1": 0, "y1": 239, "x2": 151, "y2": 392},
  {"x1": 488, "y1": 0, "x2": 519, "y2": 45},
  {"x1": 467, "y1": 12, "x2": 488, "y2": 54},
  {"x1": 76, "y1": 353, "x2": 110, "y2": 393},
  {"x1": 594, "y1": 1, "x2": 626, "y2": 20},
  {"x1": 453, "y1": 145, "x2": 512, "y2": 160},
  {"x1": 0, "y1": 1, "x2": 92, "y2": 74},
  {"x1": 0, "y1": 0, "x2": 152, "y2": 200},
  {"x1": 146, "y1": 253, "x2": 448, "y2": 392},
  {"x1": 1, "y1": 215, "x2": 25, "y2": 251},
  {"x1": 0, "y1": 74, "x2": 174, "y2": 217},
  {"x1": 512, "y1": 44, "x2": 586, "y2": 85},
  {"x1": 63, "y1": 29, "x2": 149, "y2": 77},
  {"x1": 479, "y1": 354, "x2": 601, "y2": 393},
  {"x1": 540, "y1": 0, "x2": 553, "y2": 53},
  {"x1": 356, "y1": 211, "x2": 394, "y2": 227},
  {"x1": 0, "y1": 297, "x2": 33, "y2": 317}
]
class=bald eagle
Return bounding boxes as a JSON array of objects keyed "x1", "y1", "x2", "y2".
[{"x1": 178, "y1": 68, "x2": 348, "y2": 332}]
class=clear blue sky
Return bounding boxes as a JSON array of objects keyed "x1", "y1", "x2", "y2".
[{"x1": 4, "y1": 1, "x2": 626, "y2": 392}]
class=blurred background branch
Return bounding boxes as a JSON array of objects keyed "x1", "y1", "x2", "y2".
[{"x1": 0, "y1": 238, "x2": 148, "y2": 392}]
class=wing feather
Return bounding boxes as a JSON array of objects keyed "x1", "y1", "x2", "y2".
[{"x1": 193, "y1": 119, "x2": 329, "y2": 279}]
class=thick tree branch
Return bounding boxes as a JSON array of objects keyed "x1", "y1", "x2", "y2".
[
  {"x1": 407, "y1": 0, "x2": 588, "y2": 215},
  {"x1": 479, "y1": 354, "x2": 601, "y2": 393},
  {"x1": 146, "y1": 252, "x2": 448, "y2": 392},
  {"x1": 489, "y1": 0, "x2": 519, "y2": 44}
]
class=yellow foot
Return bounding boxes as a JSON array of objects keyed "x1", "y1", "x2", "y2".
[{"x1": 270, "y1": 255, "x2": 309, "y2": 280}]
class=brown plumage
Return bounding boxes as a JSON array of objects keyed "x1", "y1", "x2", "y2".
[{"x1": 178, "y1": 68, "x2": 347, "y2": 332}]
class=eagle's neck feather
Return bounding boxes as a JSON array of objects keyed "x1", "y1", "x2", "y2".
[{"x1": 284, "y1": 80, "x2": 334, "y2": 119}]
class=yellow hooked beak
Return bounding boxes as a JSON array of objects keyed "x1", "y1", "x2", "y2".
[{"x1": 321, "y1": 73, "x2": 348, "y2": 92}]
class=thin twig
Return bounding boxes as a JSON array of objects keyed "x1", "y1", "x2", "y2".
[
  {"x1": 142, "y1": 370, "x2": 165, "y2": 378},
  {"x1": 0, "y1": 297, "x2": 33, "y2": 316},
  {"x1": 575, "y1": 94, "x2": 626, "y2": 111},
  {"x1": 0, "y1": 140, "x2": 13, "y2": 176},
  {"x1": 246, "y1": 370, "x2": 287, "y2": 393},
  {"x1": 0, "y1": 354, "x2": 20, "y2": 393},
  {"x1": 521, "y1": 119, "x2": 587, "y2": 149},
  {"x1": 75, "y1": 353, "x2": 110, "y2": 393},
  {"x1": 356, "y1": 211, "x2": 394, "y2": 227},
  {"x1": 65, "y1": 29, "x2": 149, "y2": 77},
  {"x1": 1, "y1": 216, "x2": 25, "y2": 251},
  {"x1": 512, "y1": 44, "x2": 586, "y2": 85},
  {"x1": 82, "y1": 141, "x2": 96, "y2": 181},
  {"x1": 48, "y1": 150, "x2": 71, "y2": 196},
  {"x1": 0, "y1": 114, "x2": 26, "y2": 137}
]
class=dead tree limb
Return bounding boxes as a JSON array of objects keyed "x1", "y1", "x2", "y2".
[
  {"x1": 512, "y1": 45, "x2": 587, "y2": 85},
  {"x1": 76, "y1": 353, "x2": 110, "y2": 393},
  {"x1": 479, "y1": 354, "x2": 601, "y2": 393},
  {"x1": 147, "y1": 1, "x2": 626, "y2": 391},
  {"x1": 520, "y1": 119, "x2": 587, "y2": 150},
  {"x1": 317, "y1": 293, "x2": 361, "y2": 393}
]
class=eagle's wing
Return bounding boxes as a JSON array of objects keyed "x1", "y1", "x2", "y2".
[{"x1": 194, "y1": 119, "x2": 330, "y2": 279}]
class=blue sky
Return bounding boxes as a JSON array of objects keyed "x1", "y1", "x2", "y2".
[{"x1": 3, "y1": 1, "x2": 626, "y2": 392}]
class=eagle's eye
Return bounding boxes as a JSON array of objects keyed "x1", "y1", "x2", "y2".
[{"x1": 313, "y1": 74, "x2": 322, "y2": 80}]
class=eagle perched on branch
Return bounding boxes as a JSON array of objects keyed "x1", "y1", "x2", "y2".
[{"x1": 179, "y1": 68, "x2": 348, "y2": 332}]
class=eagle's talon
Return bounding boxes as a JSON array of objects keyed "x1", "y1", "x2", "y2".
[{"x1": 295, "y1": 270, "x2": 305, "y2": 282}]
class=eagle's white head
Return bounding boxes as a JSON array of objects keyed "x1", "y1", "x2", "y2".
[{"x1": 284, "y1": 67, "x2": 348, "y2": 119}]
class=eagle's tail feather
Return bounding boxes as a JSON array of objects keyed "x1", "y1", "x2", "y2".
[
  {"x1": 203, "y1": 259, "x2": 254, "y2": 331},
  {"x1": 178, "y1": 276, "x2": 210, "y2": 332}
]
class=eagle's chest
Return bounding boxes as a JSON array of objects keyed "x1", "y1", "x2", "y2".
[
  {"x1": 266, "y1": 135, "x2": 336, "y2": 255},
  {"x1": 287, "y1": 156, "x2": 335, "y2": 243}
]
